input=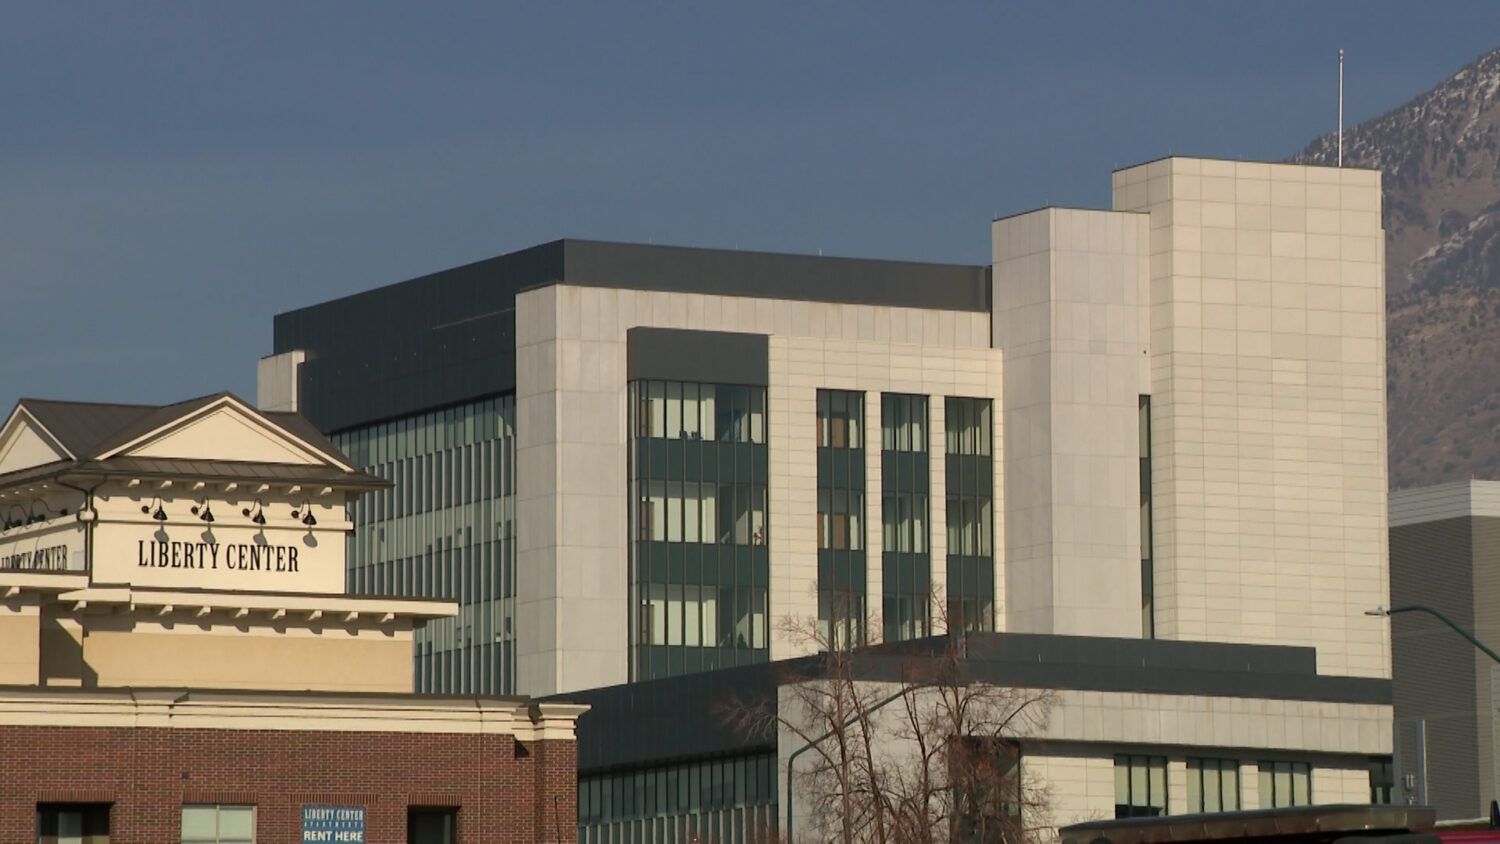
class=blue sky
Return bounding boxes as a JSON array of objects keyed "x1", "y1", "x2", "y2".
[{"x1": 3, "y1": 2, "x2": 1498, "y2": 409}]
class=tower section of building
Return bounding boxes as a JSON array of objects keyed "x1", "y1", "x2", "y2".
[{"x1": 1113, "y1": 159, "x2": 1389, "y2": 679}]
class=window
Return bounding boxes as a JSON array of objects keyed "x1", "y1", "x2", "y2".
[
  {"x1": 1186, "y1": 758, "x2": 1240, "y2": 812},
  {"x1": 1114, "y1": 755, "x2": 1167, "y2": 818},
  {"x1": 944, "y1": 396, "x2": 991, "y2": 456},
  {"x1": 817, "y1": 488, "x2": 863, "y2": 550},
  {"x1": 817, "y1": 390, "x2": 863, "y2": 449},
  {"x1": 1258, "y1": 761, "x2": 1311, "y2": 808},
  {"x1": 577, "y1": 754, "x2": 778, "y2": 843},
  {"x1": 408, "y1": 808, "x2": 457, "y2": 844},
  {"x1": 182, "y1": 805, "x2": 254, "y2": 844},
  {"x1": 37, "y1": 803, "x2": 110, "y2": 844},
  {"x1": 881, "y1": 393, "x2": 927, "y2": 452},
  {"x1": 1369, "y1": 757, "x2": 1394, "y2": 804}
]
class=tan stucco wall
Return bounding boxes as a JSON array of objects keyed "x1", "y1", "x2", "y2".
[
  {"x1": 39, "y1": 611, "x2": 86, "y2": 686},
  {"x1": 0, "y1": 606, "x2": 39, "y2": 684},
  {"x1": 83, "y1": 626, "x2": 413, "y2": 692}
]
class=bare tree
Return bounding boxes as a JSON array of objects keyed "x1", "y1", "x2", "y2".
[{"x1": 721, "y1": 601, "x2": 1054, "y2": 844}]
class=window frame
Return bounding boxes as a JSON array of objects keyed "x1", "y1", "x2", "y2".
[
  {"x1": 181, "y1": 803, "x2": 256, "y2": 844},
  {"x1": 1113, "y1": 755, "x2": 1167, "y2": 819}
]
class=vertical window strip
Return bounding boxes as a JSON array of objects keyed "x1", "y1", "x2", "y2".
[
  {"x1": 817, "y1": 389, "x2": 867, "y2": 649},
  {"x1": 881, "y1": 393, "x2": 930, "y2": 642},
  {"x1": 1140, "y1": 395, "x2": 1155, "y2": 639},
  {"x1": 944, "y1": 396, "x2": 995, "y2": 632},
  {"x1": 630, "y1": 381, "x2": 771, "y2": 681}
]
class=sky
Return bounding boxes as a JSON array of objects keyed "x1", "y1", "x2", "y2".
[{"x1": 4, "y1": 2, "x2": 1499, "y2": 410}]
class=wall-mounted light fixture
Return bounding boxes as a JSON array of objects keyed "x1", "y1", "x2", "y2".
[
  {"x1": 241, "y1": 501, "x2": 267, "y2": 526},
  {"x1": 140, "y1": 497, "x2": 168, "y2": 522},
  {"x1": 1, "y1": 504, "x2": 26, "y2": 532},
  {"x1": 289, "y1": 500, "x2": 317, "y2": 527},
  {"x1": 27, "y1": 499, "x2": 68, "y2": 526},
  {"x1": 190, "y1": 499, "x2": 215, "y2": 523}
]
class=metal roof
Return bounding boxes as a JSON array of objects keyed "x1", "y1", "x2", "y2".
[{"x1": 1, "y1": 393, "x2": 382, "y2": 490}]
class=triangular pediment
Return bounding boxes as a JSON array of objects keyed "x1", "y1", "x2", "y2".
[
  {"x1": 0, "y1": 410, "x2": 71, "y2": 476},
  {"x1": 105, "y1": 397, "x2": 341, "y2": 468}
]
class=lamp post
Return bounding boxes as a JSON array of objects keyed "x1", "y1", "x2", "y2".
[
  {"x1": 1368, "y1": 604, "x2": 1500, "y2": 809},
  {"x1": 1366, "y1": 604, "x2": 1500, "y2": 665}
]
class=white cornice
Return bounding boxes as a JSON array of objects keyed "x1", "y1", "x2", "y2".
[
  {"x1": 50, "y1": 586, "x2": 457, "y2": 622},
  {"x1": 0, "y1": 688, "x2": 588, "y2": 739}
]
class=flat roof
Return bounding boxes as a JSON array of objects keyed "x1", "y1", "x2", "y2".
[{"x1": 553, "y1": 632, "x2": 1392, "y2": 774}]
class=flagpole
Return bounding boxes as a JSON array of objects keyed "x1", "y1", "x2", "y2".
[{"x1": 1338, "y1": 49, "x2": 1344, "y2": 167}]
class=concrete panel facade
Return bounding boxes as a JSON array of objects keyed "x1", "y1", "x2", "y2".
[
  {"x1": 1114, "y1": 158, "x2": 1388, "y2": 679},
  {"x1": 778, "y1": 681, "x2": 1390, "y2": 837},
  {"x1": 992, "y1": 207, "x2": 1151, "y2": 638},
  {"x1": 514, "y1": 283, "x2": 999, "y2": 695}
]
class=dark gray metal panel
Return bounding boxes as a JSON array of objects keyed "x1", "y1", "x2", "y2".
[
  {"x1": 559, "y1": 240, "x2": 989, "y2": 313},
  {"x1": 1390, "y1": 517, "x2": 1479, "y2": 819},
  {"x1": 550, "y1": 631, "x2": 1392, "y2": 774},
  {"x1": 559, "y1": 662, "x2": 780, "y2": 772},
  {"x1": 626, "y1": 328, "x2": 769, "y2": 386},
  {"x1": 274, "y1": 242, "x2": 561, "y2": 432}
]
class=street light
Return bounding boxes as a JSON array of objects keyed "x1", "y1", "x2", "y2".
[{"x1": 1366, "y1": 604, "x2": 1500, "y2": 665}]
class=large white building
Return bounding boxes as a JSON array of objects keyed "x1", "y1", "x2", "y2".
[{"x1": 262, "y1": 156, "x2": 1394, "y2": 836}]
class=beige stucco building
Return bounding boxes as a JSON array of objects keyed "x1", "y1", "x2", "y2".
[
  {"x1": 0, "y1": 392, "x2": 455, "y2": 691},
  {"x1": 0, "y1": 392, "x2": 586, "y2": 843}
]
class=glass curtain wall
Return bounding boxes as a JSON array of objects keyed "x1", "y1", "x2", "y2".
[
  {"x1": 578, "y1": 753, "x2": 778, "y2": 844},
  {"x1": 334, "y1": 395, "x2": 517, "y2": 694},
  {"x1": 945, "y1": 397, "x2": 995, "y2": 631},
  {"x1": 881, "y1": 393, "x2": 930, "y2": 642},
  {"x1": 817, "y1": 390, "x2": 866, "y2": 649},
  {"x1": 630, "y1": 381, "x2": 770, "y2": 681}
]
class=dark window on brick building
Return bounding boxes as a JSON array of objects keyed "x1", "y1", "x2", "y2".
[{"x1": 408, "y1": 808, "x2": 457, "y2": 844}]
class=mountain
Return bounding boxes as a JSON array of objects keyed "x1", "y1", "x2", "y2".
[{"x1": 1291, "y1": 47, "x2": 1500, "y2": 489}]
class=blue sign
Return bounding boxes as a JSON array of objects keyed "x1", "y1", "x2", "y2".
[{"x1": 302, "y1": 805, "x2": 365, "y2": 842}]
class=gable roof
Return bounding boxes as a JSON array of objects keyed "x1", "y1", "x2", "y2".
[
  {"x1": 0, "y1": 392, "x2": 382, "y2": 490},
  {"x1": 20, "y1": 399, "x2": 161, "y2": 460}
]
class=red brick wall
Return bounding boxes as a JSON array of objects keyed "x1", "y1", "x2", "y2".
[{"x1": 0, "y1": 725, "x2": 577, "y2": 843}]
